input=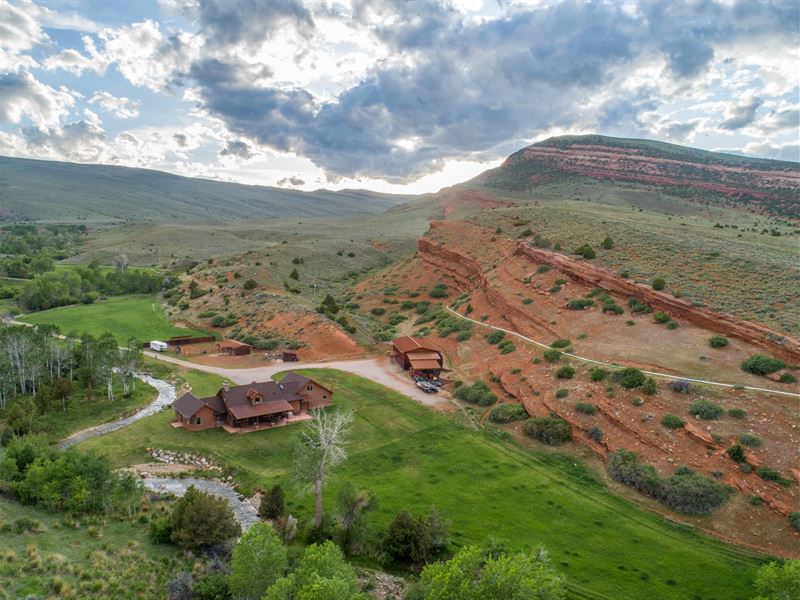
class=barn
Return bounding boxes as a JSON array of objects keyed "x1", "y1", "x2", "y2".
[
  {"x1": 391, "y1": 335, "x2": 443, "y2": 378},
  {"x1": 217, "y1": 339, "x2": 252, "y2": 356}
]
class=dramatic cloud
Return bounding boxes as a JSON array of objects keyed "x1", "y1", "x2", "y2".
[
  {"x1": 720, "y1": 96, "x2": 763, "y2": 130},
  {"x1": 0, "y1": 71, "x2": 75, "y2": 128},
  {"x1": 219, "y1": 139, "x2": 252, "y2": 159}
]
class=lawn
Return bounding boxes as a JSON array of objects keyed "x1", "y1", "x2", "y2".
[
  {"x1": 0, "y1": 496, "x2": 186, "y2": 598},
  {"x1": 19, "y1": 295, "x2": 208, "y2": 343},
  {"x1": 79, "y1": 368, "x2": 765, "y2": 600}
]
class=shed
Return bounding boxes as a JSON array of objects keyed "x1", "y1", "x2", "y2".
[
  {"x1": 282, "y1": 349, "x2": 299, "y2": 362},
  {"x1": 217, "y1": 339, "x2": 252, "y2": 356},
  {"x1": 391, "y1": 335, "x2": 443, "y2": 377}
]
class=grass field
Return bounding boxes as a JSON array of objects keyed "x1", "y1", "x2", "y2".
[
  {"x1": 79, "y1": 368, "x2": 765, "y2": 600},
  {"x1": 19, "y1": 295, "x2": 208, "y2": 343},
  {"x1": 0, "y1": 496, "x2": 185, "y2": 598}
]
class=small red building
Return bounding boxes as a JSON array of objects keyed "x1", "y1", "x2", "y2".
[
  {"x1": 217, "y1": 339, "x2": 252, "y2": 356},
  {"x1": 391, "y1": 335, "x2": 443, "y2": 377}
]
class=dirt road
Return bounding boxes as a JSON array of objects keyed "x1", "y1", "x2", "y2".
[{"x1": 144, "y1": 351, "x2": 450, "y2": 408}]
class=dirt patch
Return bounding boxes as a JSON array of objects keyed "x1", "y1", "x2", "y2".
[{"x1": 260, "y1": 312, "x2": 364, "y2": 361}]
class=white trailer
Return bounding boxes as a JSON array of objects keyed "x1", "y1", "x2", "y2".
[{"x1": 149, "y1": 341, "x2": 168, "y2": 352}]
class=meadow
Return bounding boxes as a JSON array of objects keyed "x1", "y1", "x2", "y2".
[
  {"x1": 19, "y1": 295, "x2": 208, "y2": 343},
  {"x1": 79, "y1": 368, "x2": 766, "y2": 600}
]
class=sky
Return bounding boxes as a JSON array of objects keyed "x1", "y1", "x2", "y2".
[{"x1": 0, "y1": 0, "x2": 798, "y2": 194}]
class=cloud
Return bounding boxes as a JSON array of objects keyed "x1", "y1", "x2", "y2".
[
  {"x1": 21, "y1": 119, "x2": 107, "y2": 162},
  {"x1": 277, "y1": 175, "x2": 305, "y2": 187},
  {"x1": 740, "y1": 140, "x2": 800, "y2": 162},
  {"x1": 0, "y1": 71, "x2": 75, "y2": 128},
  {"x1": 88, "y1": 91, "x2": 141, "y2": 119},
  {"x1": 219, "y1": 139, "x2": 252, "y2": 159},
  {"x1": 756, "y1": 107, "x2": 799, "y2": 133},
  {"x1": 720, "y1": 96, "x2": 763, "y2": 130}
]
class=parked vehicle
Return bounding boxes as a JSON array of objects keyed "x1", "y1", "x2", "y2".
[
  {"x1": 149, "y1": 340, "x2": 168, "y2": 352},
  {"x1": 416, "y1": 380, "x2": 438, "y2": 393}
]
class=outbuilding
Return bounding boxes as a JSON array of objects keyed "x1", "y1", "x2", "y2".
[
  {"x1": 390, "y1": 335, "x2": 444, "y2": 378},
  {"x1": 217, "y1": 339, "x2": 252, "y2": 356}
]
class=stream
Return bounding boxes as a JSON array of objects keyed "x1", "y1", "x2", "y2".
[
  {"x1": 59, "y1": 373, "x2": 177, "y2": 449},
  {"x1": 141, "y1": 477, "x2": 260, "y2": 530}
]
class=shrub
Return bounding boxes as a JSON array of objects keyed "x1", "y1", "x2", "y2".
[
  {"x1": 738, "y1": 433, "x2": 762, "y2": 447},
  {"x1": 556, "y1": 365, "x2": 575, "y2": 379},
  {"x1": 601, "y1": 236, "x2": 614, "y2": 250},
  {"x1": 653, "y1": 311, "x2": 670, "y2": 323},
  {"x1": 429, "y1": 284, "x2": 449, "y2": 299},
  {"x1": 668, "y1": 379, "x2": 691, "y2": 394},
  {"x1": 523, "y1": 416, "x2": 572, "y2": 445},
  {"x1": 641, "y1": 377, "x2": 657, "y2": 395},
  {"x1": 456, "y1": 330, "x2": 471, "y2": 342},
  {"x1": 574, "y1": 402, "x2": 597, "y2": 415},
  {"x1": 149, "y1": 515, "x2": 173, "y2": 544},
  {"x1": 454, "y1": 380, "x2": 497, "y2": 406},
  {"x1": 499, "y1": 341, "x2": 516, "y2": 354},
  {"x1": 522, "y1": 297, "x2": 533, "y2": 305},
  {"x1": 488, "y1": 403, "x2": 529, "y2": 424},
  {"x1": 485, "y1": 330, "x2": 505, "y2": 345},
  {"x1": 652, "y1": 277, "x2": 666, "y2": 291},
  {"x1": 658, "y1": 469, "x2": 731, "y2": 515},
  {"x1": 727, "y1": 408, "x2": 747, "y2": 419},
  {"x1": 370, "y1": 307, "x2": 386, "y2": 316},
  {"x1": 779, "y1": 372, "x2": 797, "y2": 384},
  {"x1": 726, "y1": 444, "x2": 746, "y2": 463},
  {"x1": 790, "y1": 512, "x2": 800, "y2": 532},
  {"x1": 741, "y1": 354, "x2": 786, "y2": 376},
  {"x1": 555, "y1": 388, "x2": 569, "y2": 399},
  {"x1": 756, "y1": 467, "x2": 792, "y2": 486},
  {"x1": 589, "y1": 367, "x2": 608, "y2": 381},
  {"x1": 567, "y1": 298, "x2": 595, "y2": 310},
  {"x1": 169, "y1": 486, "x2": 242, "y2": 551},
  {"x1": 627, "y1": 297, "x2": 651, "y2": 314},
  {"x1": 661, "y1": 414, "x2": 685, "y2": 429},
  {"x1": 259, "y1": 485, "x2": 285, "y2": 520},
  {"x1": 632, "y1": 397, "x2": 644, "y2": 407},
  {"x1": 537, "y1": 264, "x2": 552, "y2": 274},
  {"x1": 193, "y1": 574, "x2": 231, "y2": 600},
  {"x1": 289, "y1": 268, "x2": 299, "y2": 280},
  {"x1": 243, "y1": 279, "x2": 257, "y2": 290},
  {"x1": 688, "y1": 400, "x2": 724, "y2": 420},
  {"x1": 543, "y1": 348, "x2": 562, "y2": 363},
  {"x1": 708, "y1": 336, "x2": 729, "y2": 348},
  {"x1": 606, "y1": 450, "x2": 661, "y2": 497},
  {"x1": 613, "y1": 368, "x2": 646, "y2": 389},
  {"x1": 588, "y1": 427, "x2": 603, "y2": 443},
  {"x1": 574, "y1": 244, "x2": 596, "y2": 259},
  {"x1": 665, "y1": 320, "x2": 679, "y2": 330},
  {"x1": 550, "y1": 338, "x2": 571, "y2": 349},
  {"x1": 382, "y1": 508, "x2": 449, "y2": 565}
]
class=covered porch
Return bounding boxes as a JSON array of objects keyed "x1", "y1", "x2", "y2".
[{"x1": 222, "y1": 412, "x2": 312, "y2": 434}]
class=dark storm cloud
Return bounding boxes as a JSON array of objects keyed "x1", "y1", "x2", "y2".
[
  {"x1": 277, "y1": 176, "x2": 305, "y2": 186},
  {"x1": 220, "y1": 139, "x2": 252, "y2": 159},
  {"x1": 173, "y1": 133, "x2": 187, "y2": 147},
  {"x1": 720, "y1": 97, "x2": 763, "y2": 130},
  {"x1": 185, "y1": 0, "x2": 800, "y2": 181}
]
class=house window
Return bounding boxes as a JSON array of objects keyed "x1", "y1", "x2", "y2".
[
  {"x1": 307, "y1": 384, "x2": 313, "y2": 391},
  {"x1": 190, "y1": 416, "x2": 202, "y2": 425},
  {"x1": 323, "y1": 395, "x2": 327, "y2": 399},
  {"x1": 253, "y1": 396, "x2": 262, "y2": 404}
]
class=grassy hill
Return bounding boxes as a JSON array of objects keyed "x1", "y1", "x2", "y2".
[
  {"x1": 0, "y1": 156, "x2": 411, "y2": 222},
  {"x1": 475, "y1": 134, "x2": 800, "y2": 218}
]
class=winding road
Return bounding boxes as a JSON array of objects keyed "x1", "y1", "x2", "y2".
[{"x1": 445, "y1": 307, "x2": 800, "y2": 399}]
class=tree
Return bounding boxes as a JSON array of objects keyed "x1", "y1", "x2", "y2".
[
  {"x1": 419, "y1": 543, "x2": 566, "y2": 600},
  {"x1": 334, "y1": 481, "x2": 376, "y2": 555},
  {"x1": 228, "y1": 522, "x2": 288, "y2": 600},
  {"x1": 652, "y1": 276, "x2": 666, "y2": 291},
  {"x1": 601, "y1": 236, "x2": 614, "y2": 250},
  {"x1": 119, "y1": 338, "x2": 141, "y2": 397},
  {"x1": 263, "y1": 541, "x2": 367, "y2": 600},
  {"x1": 259, "y1": 484, "x2": 285, "y2": 520},
  {"x1": 293, "y1": 409, "x2": 352, "y2": 528},
  {"x1": 382, "y1": 507, "x2": 449, "y2": 565},
  {"x1": 289, "y1": 268, "x2": 299, "y2": 280},
  {"x1": 169, "y1": 486, "x2": 241, "y2": 551},
  {"x1": 96, "y1": 333, "x2": 119, "y2": 401},
  {"x1": 754, "y1": 560, "x2": 800, "y2": 600},
  {"x1": 243, "y1": 278, "x2": 257, "y2": 290}
]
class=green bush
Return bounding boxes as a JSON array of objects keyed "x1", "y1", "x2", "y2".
[
  {"x1": 456, "y1": 330, "x2": 471, "y2": 342},
  {"x1": 550, "y1": 338, "x2": 571, "y2": 348},
  {"x1": 653, "y1": 311, "x2": 670, "y2": 324},
  {"x1": 652, "y1": 277, "x2": 666, "y2": 291},
  {"x1": 556, "y1": 365, "x2": 575, "y2": 379},
  {"x1": 589, "y1": 367, "x2": 608, "y2": 381},
  {"x1": 589, "y1": 427, "x2": 603, "y2": 443},
  {"x1": 259, "y1": 485, "x2": 285, "y2": 520},
  {"x1": 790, "y1": 512, "x2": 800, "y2": 532},
  {"x1": 665, "y1": 320, "x2": 679, "y2": 330},
  {"x1": 523, "y1": 416, "x2": 572, "y2": 445},
  {"x1": 755, "y1": 467, "x2": 792, "y2": 486},
  {"x1": 708, "y1": 336, "x2": 729, "y2": 348},
  {"x1": 243, "y1": 278, "x2": 258, "y2": 290},
  {"x1": 429, "y1": 284, "x2": 449, "y2": 299},
  {"x1": 169, "y1": 486, "x2": 241, "y2": 551},
  {"x1": 543, "y1": 348, "x2": 562, "y2": 363},
  {"x1": 499, "y1": 342, "x2": 516, "y2": 354},
  {"x1": 555, "y1": 388, "x2": 569, "y2": 399},
  {"x1": 382, "y1": 509, "x2": 449, "y2": 565},
  {"x1": 454, "y1": 380, "x2": 497, "y2": 406},
  {"x1": 726, "y1": 444, "x2": 746, "y2": 463},
  {"x1": 606, "y1": 450, "x2": 661, "y2": 497},
  {"x1": 574, "y1": 402, "x2": 597, "y2": 415},
  {"x1": 536, "y1": 264, "x2": 552, "y2": 274},
  {"x1": 779, "y1": 372, "x2": 797, "y2": 384},
  {"x1": 612, "y1": 368, "x2": 646, "y2": 389},
  {"x1": 566, "y1": 298, "x2": 595, "y2": 310},
  {"x1": 688, "y1": 400, "x2": 724, "y2": 420},
  {"x1": 627, "y1": 297, "x2": 651, "y2": 314},
  {"x1": 574, "y1": 244, "x2": 596, "y2": 259},
  {"x1": 661, "y1": 414, "x2": 685, "y2": 429},
  {"x1": 488, "y1": 403, "x2": 529, "y2": 424},
  {"x1": 727, "y1": 408, "x2": 747, "y2": 419},
  {"x1": 641, "y1": 377, "x2": 657, "y2": 395},
  {"x1": 601, "y1": 236, "x2": 614, "y2": 250},
  {"x1": 485, "y1": 330, "x2": 505, "y2": 345},
  {"x1": 738, "y1": 433, "x2": 762, "y2": 447},
  {"x1": 658, "y1": 469, "x2": 731, "y2": 515},
  {"x1": 741, "y1": 354, "x2": 786, "y2": 376},
  {"x1": 370, "y1": 307, "x2": 386, "y2": 316}
]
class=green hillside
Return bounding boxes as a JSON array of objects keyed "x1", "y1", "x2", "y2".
[{"x1": 0, "y1": 156, "x2": 411, "y2": 222}]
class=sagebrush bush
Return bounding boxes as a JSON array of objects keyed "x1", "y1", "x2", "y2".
[
  {"x1": 589, "y1": 367, "x2": 608, "y2": 381},
  {"x1": 738, "y1": 433, "x2": 762, "y2": 447},
  {"x1": 454, "y1": 380, "x2": 497, "y2": 406},
  {"x1": 726, "y1": 444, "x2": 746, "y2": 463},
  {"x1": 588, "y1": 427, "x2": 603, "y2": 443},
  {"x1": 488, "y1": 403, "x2": 528, "y2": 424},
  {"x1": 653, "y1": 311, "x2": 670, "y2": 324},
  {"x1": 550, "y1": 338, "x2": 571, "y2": 348},
  {"x1": 668, "y1": 379, "x2": 691, "y2": 394},
  {"x1": 555, "y1": 388, "x2": 569, "y2": 399},
  {"x1": 727, "y1": 408, "x2": 747, "y2": 419},
  {"x1": 688, "y1": 400, "x2": 724, "y2": 420},
  {"x1": 741, "y1": 354, "x2": 786, "y2": 376},
  {"x1": 613, "y1": 368, "x2": 646, "y2": 389},
  {"x1": 708, "y1": 336, "x2": 729, "y2": 348},
  {"x1": 755, "y1": 467, "x2": 792, "y2": 486},
  {"x1": 574, "y1": 402, "x2": 597, "y2": 415},
  {"x1": 661, "y1": 414, "x2": 685, "y2": 429},
  {"x1": 543, "y1": 348, "x2": 562, "y2": 363},
  {"x1": 658, "y1": 469, "x2": 731, "y2": 515},
  {"x1": 555, "y1": 365, "x2": 575, "y2": 379},
  {"x1": 485, "y1": 330, "x2": 505, "y2": 345},
  {"x1": 523, "y1": 416, "x2": 572, "y2": 445}
]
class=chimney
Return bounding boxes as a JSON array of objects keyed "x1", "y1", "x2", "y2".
[{"x1": 223, "y1": 381, "x2": 230, "y2": 393}]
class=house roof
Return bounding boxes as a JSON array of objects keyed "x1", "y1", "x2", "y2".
[
  {"x1": 280, "y1": 371, "x2": 333, "y2": 394},
  {"x1": 404, "y1": 350, "x2": 441, "y2": 360},
  {"x1": 174, "y1": 392, "x2": 225, "y2": 418},
  {"x1": 409, "y1": 358, "x2": 443, "y2": 370},
  {"x1": 219, "y1": 339, "x2": 250, "y2": 349},
  {"x1": 392, "y1": 335, "x2": 438, "y2": 354},
  {"x1": 227, "y1": 398, "x2": 294, "y2": 420}
]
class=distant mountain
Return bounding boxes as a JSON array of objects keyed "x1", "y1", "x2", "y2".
[
  {"x1": 475, "y1": 134, "x2": 800, "y2": 219},
  {"x1": 0, "y1": 156, "x2": 411, "y2": 222}
]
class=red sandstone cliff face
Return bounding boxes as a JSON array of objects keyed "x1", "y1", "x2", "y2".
[{"x1": 513, "y1": 243, "x2": 800, "y2": 363}]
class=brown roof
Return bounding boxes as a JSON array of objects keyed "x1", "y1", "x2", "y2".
[
  {"x1": 280, "y1": 372, "x2": 333, "y2": 394},
  {"x1": 174, "y1": 392, "x2": 225, "y2": 418},
  {"x1": 228, "y1": 398, "x2": 294, "y2": 420},
  {"x1": 219, "y1": 339, "x2": 251, "y2": 349},
  {"x1": 409, "y1": 358, "x2": 443, "y2": 370},
  {"x1": 404, "y1": 350, "x2": 441, "y2": 360},
  {"x1": 392, "y1": 335, "x2": 438, "y2": 354}
]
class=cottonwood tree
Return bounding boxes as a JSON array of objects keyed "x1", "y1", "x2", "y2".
[
  {"x1": 229, "y1": 522, "x2": 288, "y2": 600},
  {"x1": 119, "y1": 338, "x2": 141, "y2": 397},
  {"x1": 96, "y1": 333, "x2": 119, "y2": 401},
  {"x1": 292, "y1": 409, "x2": 353, "y2": 528}
]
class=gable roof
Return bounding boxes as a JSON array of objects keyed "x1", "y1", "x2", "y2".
[
  {"x1": 174, "y1": 392, "x2": 225, "y2": 418},
  {"x1": 392, "y1": 335, "x2": 438, "y2": 354},
  {"x1": 219, "y1": 339, "x2": 251, "y2": 349},
  {"x1": 280, "y1": 372, "x2": 333, "y2": 394},
  {"x1": 227, "y1": 398, "x2": 294, "y2": 420}
]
